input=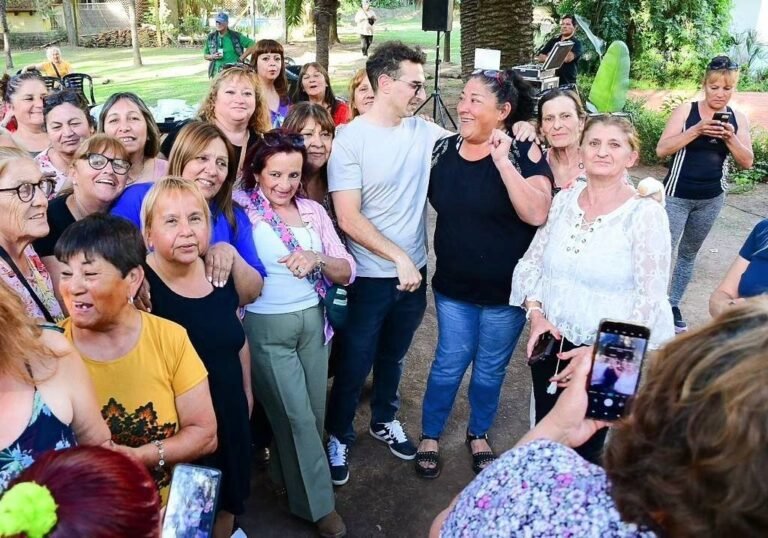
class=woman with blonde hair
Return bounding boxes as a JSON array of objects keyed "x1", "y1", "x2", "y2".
[
  {"x1": 141, "y1": 177, "x2": 252, "y2": 537},
  {"x1": 0, "y1": 279, "x2": 110, "y2": 491},
  {"x1": 0, "y1": 146, "x2": 62, "y2": 321},
  {"x1": 656, "y1": 56, "x2": 754, "y2": 333},
  {"x1": 160, "y1": 66, "x2": 271, "y2": 175},
  {"x1": 98, "y1": 92, "x2": 168, "y2": 185},
  {"x1": 35, "y1": 135, "x2": 130, "y2": 306},
  {"x1": 242, "y1": 39, "x2": 292, "y2": 127},
  {"x1": 347, "y1": 68, "x2": 374, "y2": 119},
  {"x1": 112, "y1": 121, "x2": 265, "y2": 303},
  {"x1": 511, "y1": 115, "x2": 674, "y2": 464}
]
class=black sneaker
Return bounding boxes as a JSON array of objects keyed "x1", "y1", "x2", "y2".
[
  {"x1": 672, "y1": 306, "x2": 688, "y2": 333},
  {"x1": 369, "y1": 420, "x2": 417, "y2": 460},
  {"x1": 326, "y1": 435, "x2": 349, "y2": 486}
]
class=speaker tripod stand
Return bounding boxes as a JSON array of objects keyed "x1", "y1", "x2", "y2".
[{"x1": 416, "y1": 30, "x2": 456, "y2": 129}]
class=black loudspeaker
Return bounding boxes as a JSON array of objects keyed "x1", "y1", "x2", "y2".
[{"x1": 422, "y1": 0, "x2": 453, "y2": 32}]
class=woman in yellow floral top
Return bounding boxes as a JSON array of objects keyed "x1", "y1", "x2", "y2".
[
  {"x1": 0, "y1": 147, "x2": 63, "y2": 322},
  {"x1": 56, "y1": 214, "x2": 218, "y2": 502}
]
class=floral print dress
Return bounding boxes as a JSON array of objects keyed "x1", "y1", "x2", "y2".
[
  {"x1": 441, "y1": 439, "x2": 656, "y2": 537},
  {"x1": 0, "y1": 390, "x2": 76, "y2": 492}
]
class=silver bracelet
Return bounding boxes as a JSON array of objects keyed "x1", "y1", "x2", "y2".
[{"x1": 152, "y1": 439, "x2": 165, "y2": 469}]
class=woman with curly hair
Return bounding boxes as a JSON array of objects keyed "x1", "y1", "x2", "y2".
[
  {"x1": 160, "y1": 66, "x2": 271, "y2": 176},
  {"x1": 433, "y1": 297, "x2": 768, "y2": 537}
]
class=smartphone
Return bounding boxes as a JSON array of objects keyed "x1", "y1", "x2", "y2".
[
  {"x1": 713, "y1": 111, "x2": 732, "y2": 123},
  {"x1": 586, "y1": 320, "x2": 650, "y2": 421},
  {"x1": 528, "y1": 332, "x2": 557, "y2": 366},
  {"x1": 162, "y1": 464, "x2": 222, "y2": 538}
]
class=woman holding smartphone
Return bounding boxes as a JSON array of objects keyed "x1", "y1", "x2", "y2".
[{"x1": 656, "y1": 56, "x2": 753, "y2": 333}]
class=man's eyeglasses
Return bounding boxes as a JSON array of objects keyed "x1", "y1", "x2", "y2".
[
  {"x1": 472, "y1": 69, "x2": 506, "y2": 85},
  {"x1": 394, "y1": 78, "x2": 427, "y2": 96},
  {"x1": 260, "y1": 131, "x2": 306, "y2": 149},
  {"x1": 708, "y1": 56, "x2": 739, "y2": 71},
  {"x1": 0, "y1": 177, "x2": 56, "y2": 202},
  {"x1": 82, "y1": 152, "x2": 131, "y2": 175}
]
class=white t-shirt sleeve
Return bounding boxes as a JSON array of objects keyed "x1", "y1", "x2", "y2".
[{"x1": 328, "y1": 133, "x2": 362, "y2": 193}]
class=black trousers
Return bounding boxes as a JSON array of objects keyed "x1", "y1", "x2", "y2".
[
  {"x1": 360, "y1": 34, "x2": 373, "y2": 55},
  {"x1": 529, "y1": 337, "x2": 608, "y2": 465}
]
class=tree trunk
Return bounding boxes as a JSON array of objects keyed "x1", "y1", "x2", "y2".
[
  {"x1": 315, "y1": 0, "x2": 331, "y2": 71},
  {"x1": 128, "y1": 0, "x2": 143, "y2": 67},
  {"x1": 63, "y1": 0, "x2": 78, "y2": 46},
  {"x1": 329, "y1": 0, "x2": 340, "y2": 45},
  {"x1": 443, "y1": 30, "x2": 451, "y2": 63},
  {"x1": 155, "y1": 0, "x2": 162, "y2": 47},
  {"x1": 0, "y1": 0, "x2": 12, "y2": 70},
  {"x1": 460, "y1": 0, "x2": 533, "y2": 77}
]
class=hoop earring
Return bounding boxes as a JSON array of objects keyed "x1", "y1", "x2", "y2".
[{"x1": 578, "y1": 162, "x2": 584, "y2": 169}]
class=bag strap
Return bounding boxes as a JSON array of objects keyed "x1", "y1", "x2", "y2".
[
  {"x1": 0, "y1": 245, "x2": 55, "y2": 323},
  {"x1": 51, "y1": 62, "x2": 61, "y2": 79}
]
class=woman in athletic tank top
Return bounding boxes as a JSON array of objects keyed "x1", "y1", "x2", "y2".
[{"x1": 656, "y1": 56, "x2": 753, "y2": 332}]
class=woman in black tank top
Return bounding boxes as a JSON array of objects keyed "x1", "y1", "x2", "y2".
[{"x1": 655, "y1": 56, "x2": 754, "y2": 332}]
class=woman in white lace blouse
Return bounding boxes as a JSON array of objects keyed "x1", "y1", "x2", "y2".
[{"x1": 510, "y1": 115, "x2": 674, "y2": 463}]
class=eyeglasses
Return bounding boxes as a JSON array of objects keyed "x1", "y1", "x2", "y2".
[
  {"x1": 708, "y1": 56, "x2": 739, "y2": 71},
  {"x1": 394, "y1": 78, "x2": 427, "y2": 96},
  {"x1": 260, "y1": 131, "x2": 306, "y2": 148},
  {"x1": 0, "y1": 177, "x2": 56, "y2": 202},
  {"x1": 82, "y1": 152, "x2": 131, "y2": 175},
  {"x1": 472, "y1": 69, "x2": 507, "y2": 86}
]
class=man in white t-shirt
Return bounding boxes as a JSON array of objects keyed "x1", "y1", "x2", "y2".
[{"x1": 325, "y1": 41, "x2": 450, "y2": 486}]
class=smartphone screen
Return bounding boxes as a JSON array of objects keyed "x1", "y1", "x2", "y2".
[
  {"x1": 586, "y1": 320, "x2": 650, "y2": 421},
  {"x1": 162, "y1": 464, "x2": 222, "y2": 538}
]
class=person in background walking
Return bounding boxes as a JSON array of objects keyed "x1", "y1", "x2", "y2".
[
  {"x1": 656, "y1": 56, "x2": 753, "y2": 332},
  {"x1": 355, "y1": 1, "x2": 377, "y2": 57},
  {"x1": 204, "y1": 12, "x2": 255, "y2": 79}
]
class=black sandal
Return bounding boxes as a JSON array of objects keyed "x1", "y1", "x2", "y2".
[
  {"x1": 414, "y1": 435, "x2": 441, "y2": 479},
  {"x1": 466, "y1": 432, "x2": 496, "y2": 475}
]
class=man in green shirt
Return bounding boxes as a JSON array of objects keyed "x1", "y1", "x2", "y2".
[{"x1": 203, "y1": 12, "x2": 255, "y2": 78}]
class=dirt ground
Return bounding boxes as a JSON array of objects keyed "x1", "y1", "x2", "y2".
[{"x1": 238, "y1": 42, "x2": 768, "y2": 538}]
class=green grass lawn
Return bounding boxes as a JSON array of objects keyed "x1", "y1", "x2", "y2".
[{"x1": 3, "y1": 11, "x2": 461, "y2": 107}]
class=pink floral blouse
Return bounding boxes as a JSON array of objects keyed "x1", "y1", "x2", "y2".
[{"x1": 0, "y1": 245, "x2": 64, "y2": 322}]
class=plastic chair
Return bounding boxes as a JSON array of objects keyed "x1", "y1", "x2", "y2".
[
  {"x1": 41, "y1": 76, "x2": 61, "y2": 91},
  {"x1": 62, "y1": 73, "x2": 96, "y2": 107}
]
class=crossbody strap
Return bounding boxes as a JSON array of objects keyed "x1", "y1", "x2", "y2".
[{"x1": 0, "y1": 245, "x2": 55, "y2": 323}]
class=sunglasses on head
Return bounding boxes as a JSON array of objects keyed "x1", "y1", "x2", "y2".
[
  {"x1": 472, "y1": 69, "x2": 506, "y2": 85},
  {"x1": 708, "y1": 57, "x2": 739, "y2": 71},
  {"x1": 260, "y1": 131, "x2": 305, "y2": 149},
  {"x1": 43, "y1": 91, "x2": 85, "y2": 108}
]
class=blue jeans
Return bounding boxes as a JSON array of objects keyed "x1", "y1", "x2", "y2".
[
  {"x1": 421, "y1": 292, "x2": 526, "y2": 439},
  {"x1": 325, "y1": 267, "x2": 427, "y2": 445}
]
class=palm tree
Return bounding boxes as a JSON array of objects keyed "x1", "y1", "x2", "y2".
[
  {"x1": 460, "y1": 0, "x2": 534, "y2": 76},
  {"x1": 0, "y1": 0, "x2": 13, "y2": 70},
  {"x1": 314, "y1": 0, "x2": 332, "y2": 71},
  {"x1": 128, "y1": 0, "x2": 143, "y2": 67}
]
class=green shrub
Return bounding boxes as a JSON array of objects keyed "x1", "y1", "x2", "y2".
[
  {"x1": 624, "y1": 98, "x2": 670, "y2": 165},
  {"x1": 728, "y1": 127, "x2": 768, "y2": 192}
]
